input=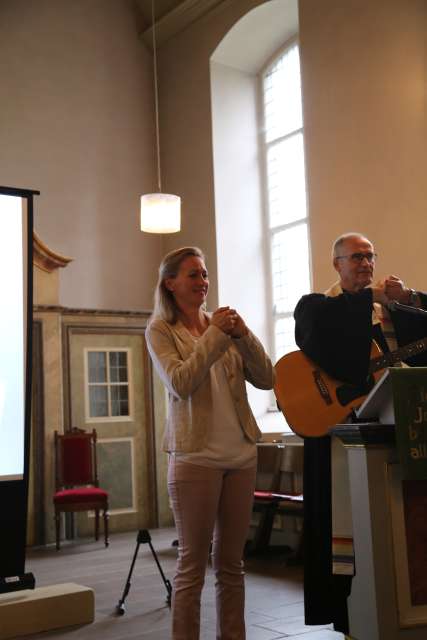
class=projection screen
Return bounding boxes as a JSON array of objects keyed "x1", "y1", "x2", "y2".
[
  {"x1": 0, "y1": 186, "x2": 37, "y2": 583},
  {"x1": 0, "y1": 194, "x2": 28, "y2": 480}
]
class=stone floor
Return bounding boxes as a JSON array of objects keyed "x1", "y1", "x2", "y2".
[{"x1": 22, "y1": 528, "x2": 345, "y2": 640}]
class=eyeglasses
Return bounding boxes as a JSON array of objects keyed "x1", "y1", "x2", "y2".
[{"x1": 335, "y1": 252, "x2": 377, "y2": 264}]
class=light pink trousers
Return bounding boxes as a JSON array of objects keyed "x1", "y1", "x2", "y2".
[{"x1": 167, "y1": 457, "x2": 257, "y2": 640}]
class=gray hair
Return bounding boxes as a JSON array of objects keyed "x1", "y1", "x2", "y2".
[
  {"x1": 332, "y1": 232, "x2": 370, "y2": 259},
  {"x1": 152, "y1": 246, "x2": 206, "y2": 323}
]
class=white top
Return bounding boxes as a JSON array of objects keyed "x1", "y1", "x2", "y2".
[{"x1": 177, "y1": 335, "x2": 257, "y2": 469}]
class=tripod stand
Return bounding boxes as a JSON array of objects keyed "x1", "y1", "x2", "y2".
[{"x1": 116, "y1": 529, "x2": 172, "y2": 615}]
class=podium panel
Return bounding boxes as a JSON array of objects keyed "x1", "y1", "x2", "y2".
[
  {"x1": 388, "y1": 466, "x2": 427, "y2": 624},
  {"x1": 333, "y1": 424, "x2": 427, "y2": 640}
]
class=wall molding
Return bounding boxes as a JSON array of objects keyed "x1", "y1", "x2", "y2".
[
  {"x1": 33, "y1": 231, "x2": 73, "y2": 273},
  {"x1": 141, "y1": 0, "x2": 226, "y2": 48}
]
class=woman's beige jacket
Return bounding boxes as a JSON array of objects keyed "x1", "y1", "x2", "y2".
[{"x1": 145, "y1": 316, "x2": 274, "y2": 453}]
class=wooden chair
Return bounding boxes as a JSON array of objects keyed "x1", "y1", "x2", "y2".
[
  {"x1": 251, "y1": 444, "x2": 283, "y2": 551},
  {"x1": 53, "y1": 427, "x2": 109, "y2": 550},
  {"x1": 248, "y1": 443, "x2": 304, "y2": 557},
  {"x1": 275, "y1": 444, "x2": 304, "y2": 562}
]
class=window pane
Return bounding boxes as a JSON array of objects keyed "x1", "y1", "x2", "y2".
[
  {"x1": 109, "y1": 351, "x2": 128, "y2": 383},
  {"x1": 267, "y1": 133, "x2": 307, "y2": 228},
  {"x1": 109, "y1": 351, "x2": 119, "y2": 366},
  {"x1": 111, "y1": 385, "x2": 129, "y2": 417},
  {"x1": 271, "y1": 223, "x2": 310, "y2": 314},
  {"x1": 89, "y1": 385, "x2": 108, "y2": 417},
  {"x1": 264, "y1": 44, "x2": 302, "y2": 143},
  {"x1": 275, "y1": 316, "x2": 297, "y2": 361},
  {"x1": 88, "y1": 352, "x2": 106, "y2": 383}
]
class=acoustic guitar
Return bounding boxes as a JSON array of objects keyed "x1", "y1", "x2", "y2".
[{"x1": 274, "y1": 337, "x2": 427, "y2": 437}]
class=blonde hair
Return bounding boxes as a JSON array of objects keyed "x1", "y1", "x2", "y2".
[{"x1": 152, "y1": 246, "x2": 206, "y2": 323}]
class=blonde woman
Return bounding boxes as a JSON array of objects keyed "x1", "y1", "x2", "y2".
[{"x1": 146, "y1": 246, "x2": 274, "y2": 640}]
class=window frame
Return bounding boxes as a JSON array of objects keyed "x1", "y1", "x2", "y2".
[
  {"x1": 259, "y1": 36, "x2": 312, "y2": 367},
  {"x1": 83, "y1": 347, "x2": 133, "y2": 423}
]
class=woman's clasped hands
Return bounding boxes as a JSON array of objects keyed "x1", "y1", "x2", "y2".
[{"x1": 211, "y1": 306, "x2": 248, "y2": 338}]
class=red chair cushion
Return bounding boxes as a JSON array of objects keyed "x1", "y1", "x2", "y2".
[
  {"x1": 254, "y1": 490, "x2": 275, "y2": 500},
  {"x1": 54, "y1": 487, "x2": 108, "y2": 505}
]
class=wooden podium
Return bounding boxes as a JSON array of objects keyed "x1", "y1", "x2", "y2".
[{"x1": 332, "y1": 368, "x2": 427, "y2": 640}]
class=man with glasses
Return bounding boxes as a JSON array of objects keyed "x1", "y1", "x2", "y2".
[
  {"x1": 295, "y1": 232, "x2": 426, "y2": 385},
  {"x1": 293, "y1": 232, "x2": 427, "y2": 636}
]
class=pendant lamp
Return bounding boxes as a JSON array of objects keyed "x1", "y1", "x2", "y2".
[{"x1": 140, "y1": 0, "x2": 181, "y2": 234}]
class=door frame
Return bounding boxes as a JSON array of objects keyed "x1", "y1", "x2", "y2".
[{"x1": 61, "y1": 311, "x2": 158, "y2": 527}]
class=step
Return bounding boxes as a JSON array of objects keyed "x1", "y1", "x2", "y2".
[{"x1": 0, "y1": 582, "x2": 94, "y2": 639}]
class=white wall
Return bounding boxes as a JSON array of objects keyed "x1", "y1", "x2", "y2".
[
  {"x1": 0, "y1": 0, "x2": 162, "y2": 311},
  {"x1": 299, "y1": 0, "x2": 427, "y2": 292},
  {"x1": 158, "y1": 0, "x2": 269, "y2": 309},
  {"x1": 210, "y1": 61, "x2": 271, "y2": 419},
  {"x1": 2, "y1": 0, "x2": 424, "y2": 310}
]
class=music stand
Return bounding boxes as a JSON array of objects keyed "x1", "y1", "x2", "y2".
[{"x1": 355, "y1": 369, "x2": 394, "y2": 424}]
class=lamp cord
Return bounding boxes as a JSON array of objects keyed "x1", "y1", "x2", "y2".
[{"x1": 151, "y1": 0, "x2": 162, "y2": 193}]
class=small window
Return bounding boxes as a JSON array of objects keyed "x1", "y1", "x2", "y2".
[{"x1": 85, "y1": 349, "x2": 131, "y2": 421}]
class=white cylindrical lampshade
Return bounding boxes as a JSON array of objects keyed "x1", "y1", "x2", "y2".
[{"x1": 140, "y1": 193, "x2": 181, "y2": 233}]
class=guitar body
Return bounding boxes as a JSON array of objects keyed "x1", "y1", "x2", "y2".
[{"x1": 274, "y1": 342, "x2": 384, "y2": 437}]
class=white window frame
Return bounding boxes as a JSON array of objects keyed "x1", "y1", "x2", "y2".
[
  {"x1": 260, "y1": 37, "x2": 312, "y2": 366},
  {"x1": 83, "y1": 347, "x2": 133, "y2": 423}
]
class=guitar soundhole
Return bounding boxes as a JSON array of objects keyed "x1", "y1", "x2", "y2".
[{"x1": 313, "y1": 370, "x2": 333, "y2": 405}]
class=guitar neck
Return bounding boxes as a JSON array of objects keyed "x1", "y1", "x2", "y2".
[{"x1": 369, "y1": 337, "x2": 427, "y2": 374}]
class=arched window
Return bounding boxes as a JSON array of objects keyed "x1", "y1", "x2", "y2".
[
  {"x1": 261, "y1": 41, "x2": 311, "y2": 363},
  {"x1": 210, "y1": 2, "x2": 308, "y2": 431}
]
